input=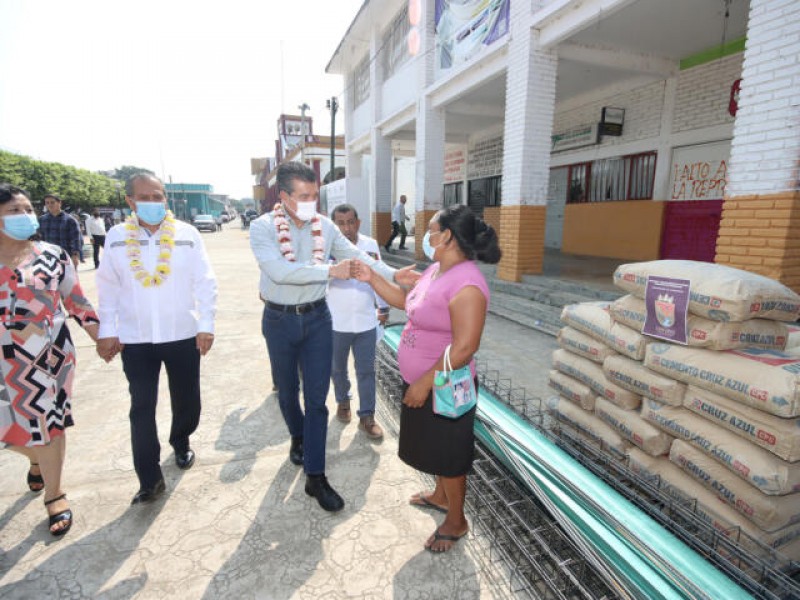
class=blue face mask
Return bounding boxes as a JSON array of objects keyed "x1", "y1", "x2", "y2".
[
  {"x1": 2, "y1": 213, "x2": 40, "y2": 240},
  {"x1": 136, "y1": 202, "x2": 167, "y2": 225},
  {"x1": 422, "y1": 231, "x2": 438, "y2": 261}
]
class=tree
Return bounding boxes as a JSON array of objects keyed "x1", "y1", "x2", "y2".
[{"x1": 0, "y1": 150, "x2": 135, "y2": 209}]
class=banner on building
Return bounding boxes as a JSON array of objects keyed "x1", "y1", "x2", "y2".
[
  {"x1": 435, "y1": 0, "x2": 510, "y2": 71},
  {"x1": 551, "y1": 124, "x2": 599, "y2": 153}
]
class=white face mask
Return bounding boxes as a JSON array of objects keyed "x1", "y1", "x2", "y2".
[{"x1": 295, "y1": 201, "x2": 317, "y2": 221}]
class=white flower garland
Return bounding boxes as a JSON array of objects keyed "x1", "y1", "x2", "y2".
[
  {"x1": 124, "y1": 211, "x2": 176, "y2": 287},
  {"x1": 273, "y1": 203, "x2": 325, "y2": 264}
]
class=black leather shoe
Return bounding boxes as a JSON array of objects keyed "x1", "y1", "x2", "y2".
[
  {"x1": 175, "y1": 449, "x2": 195, "y2": 470},
  {"x1": 305, "y1": 474, "x2": 344, "y2": 512},
  {"x1": 289, "y1": 437, "x2": 303, "y2": 466},
  {"x1": 131, "y1": 479, "x2": 166, "y2": 505}
]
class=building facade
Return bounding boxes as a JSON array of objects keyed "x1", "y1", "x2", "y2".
[
  {"x1": 327, "y1": 0, "x2": 800, "y2": 290},
  {"x1": 252, "y1": 114, "x2": 346, "y2": 214}
]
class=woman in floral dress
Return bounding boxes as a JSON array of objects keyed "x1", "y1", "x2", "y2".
[{"x1": 0, "y1": 184, "x2": 99, "y2": 536}]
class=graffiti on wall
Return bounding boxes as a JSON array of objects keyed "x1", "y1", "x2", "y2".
[
  {"x1": 669, "y1": 141, "x2": 731, "y2": 201},
  {"x1": 435, "y1": 0, "x2": 509, "y2": 71}
]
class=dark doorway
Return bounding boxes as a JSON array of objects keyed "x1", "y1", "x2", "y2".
[{"x1": 660, "y1": 200, "x2": 724, "y2": 262}]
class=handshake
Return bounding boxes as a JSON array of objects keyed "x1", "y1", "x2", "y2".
[{"x1": 329, "y1": 259, "x2": 371, "y2": 281}]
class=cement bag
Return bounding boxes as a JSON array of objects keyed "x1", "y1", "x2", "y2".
[
  {"x1": 560, "y1": 303, "x2": 647, "y2": 360},
  {"x1": 552, "y1": 349, "x2": 641, "y2": 409},
  {"x1": 645, "y1": 343, "x2": 800, "y2": 418},
  {"x1": 640, "y1": 399, "x2": 800, "y2": 495},
  {"x1": 594, "y1": 397, "x2": 673, "y2": 456},
  {"x1": 603, "y1": 354, "x2": 686, "y2": 406},
  {"x1": 683, "y1": 385, "x2": 800, "y2": 463},
  {"x1": 548, "y1": 370, "x2": 595, "y2": 410},
  {"x1": 627, "y1": 448, "x2": 800, "y2": 552},
  {"x1": 546, "y1": 396, "x2": 629, "y2": 458},
  {"x1": 557, "y1": 326, "x2": 617, "y2": 364},
  {"x1": 613, "y1": 260, "x2": 800, "y2": 322},
  {"x1": 670, "y1": 440, "x2": 800, "y2": 531},
  {"x1": 611, "y1": 295, "x2": 789, "y2": 351}
]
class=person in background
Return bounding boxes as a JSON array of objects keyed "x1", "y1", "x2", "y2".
[
  {"x1": 96, "y1": 173, "x2": 217, "y2": 505},
  {"x1": 39, "y1": 194, "x2": 82, "y2": 267},
  {"x1": 249, "y1": 161, "x2": 418, "y2": 513},
  {"x1": 87, "y1": 209, "x2": 107, "y2": 269},
  {"x1": 384, "y1": 195, "x2": 410, "y2": 253},
  {"x1": 0, "y1": 183, "x2": 100, "y2": 536},
  {"x1": 327, "y1": 203, "x2": 388, "y2": 440},
  {"x1": 353, "y1": 204, "x2": 501, "y2": 552}
]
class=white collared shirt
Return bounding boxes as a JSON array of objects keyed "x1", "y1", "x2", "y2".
[
  {"x1": 96, "y1": 219, "x2": 217, "y2": 344},
  {"x1": 87, "y1": 216, "x2": 106, "y2": 236},
  {"x1": 326, "y1": 234, "x2": 389, "y2": 333},
  {"x1": 392, "y1": 202, "x2": 406, "y2": 223}
]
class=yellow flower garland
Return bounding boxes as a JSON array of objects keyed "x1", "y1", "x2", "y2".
[{"x1": 125, "y1": 211, "x2": 176, "y2": 287}]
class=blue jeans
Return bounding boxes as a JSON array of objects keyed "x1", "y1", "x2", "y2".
[
  {"x1": 262, "y1": 302, "x2": 333, "y2": 475},
  {"x1": 331, "y1": 329, "x2": 377, "y2": 418}
]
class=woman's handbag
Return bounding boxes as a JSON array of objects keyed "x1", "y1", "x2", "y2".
[{"x1": 432, "y1": 345, "x2": 477, "y2": 418}]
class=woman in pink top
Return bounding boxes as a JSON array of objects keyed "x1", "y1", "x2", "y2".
[{"x1": 354, "y1": 205, "x2": 501, "y2": 552}]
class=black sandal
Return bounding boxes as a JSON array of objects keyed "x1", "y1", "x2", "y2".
[
  {"x1": 44, "y1": 493, "x2": 73, "y2": 537},
  {"x1": 27, "y1": 463, "x2": 44, "y2": 493}
]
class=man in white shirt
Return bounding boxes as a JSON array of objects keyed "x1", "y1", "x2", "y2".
[
  {"x1": 95, "y1": 173, "x2": 218, "y2": 505},
  {"x1": 86, "y1": 209, "x2": 107, "y2": 269},
  {"x1": 328, "y1": 204, "x2": 388, "y2": 440},
  {"x1": 384, "y1": 195, "x2": 409, "y2": 252}
]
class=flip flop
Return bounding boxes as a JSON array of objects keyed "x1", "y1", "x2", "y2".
[
  {"x1": 409, "y1": 492, "x2": 447, "y2": 514},
  {"x1": 425, "y1": 526, "x2": 467, "y2": 553},
  {"x1": 27, "y1": 464, "x2": 44, "y2": 493}
]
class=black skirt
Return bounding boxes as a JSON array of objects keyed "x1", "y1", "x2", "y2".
[{"x1": 398, "y1": 380, "x2": 477, "y2": 477}]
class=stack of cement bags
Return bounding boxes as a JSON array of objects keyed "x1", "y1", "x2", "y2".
[
  {"x1": 621, "y1": 260, "x2": 800, "y2": 561},
  {"x1": 548, "y1": 259, "x2": 800, "y2": 562},
  {"x1": 548, "y1": 302, "x2": 674, "y2": 460}
]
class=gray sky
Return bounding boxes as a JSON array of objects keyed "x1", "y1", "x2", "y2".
[{"x1": 0, "y1": 0, "x2": 364, "y2": 199}]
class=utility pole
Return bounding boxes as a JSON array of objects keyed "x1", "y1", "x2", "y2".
[
  {"x1": 326, "y1": 96, "x2": 339, "y2": 181},
  {"x1": 298, "y1": 103, "x2": 310, "y2": 163}
]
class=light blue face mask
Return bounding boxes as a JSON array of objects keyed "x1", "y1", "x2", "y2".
[
  {"x1": 2, "y1": 213, "x2": 40, "y2": 240},
  {"x1": 422, "y1": 231, "x2": 437, "y2": 261},
  {"x1": 136, "y1": 201, "x2": 167, "y2": 225}
]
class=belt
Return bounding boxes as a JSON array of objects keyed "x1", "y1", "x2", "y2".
[{"x1": 266, "y1": 298, "x2": 326, "y2": 315}]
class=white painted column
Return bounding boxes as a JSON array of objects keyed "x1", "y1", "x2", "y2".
[
  {"x1": 415, "y1": 0, "x2": 445, "y2": 214},
  {"x1": 652, "y1": 77, "x2": 678, "y2": 201},
  {"x1": 727, "y1": 0, "x2": 800, "y2": 197},
  {"x1": 501, "y1": 29, "x2": 557, "y2": 207},
  {"x1": 369, "y1": 32, "x2": 393, "y2": 221}
]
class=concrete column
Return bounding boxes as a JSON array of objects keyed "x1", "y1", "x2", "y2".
[
  {"x1": 413, "y1": 0, "x2": 446, "y2": 259},
  {"x1": 715, "y1": 0, "x2": 800, "y2": 291},
  {"x1": 369, "y1": 29, "x2": 393, "y2": 244},
  {"x1": 498, "y1": 20, "x2": 558, "y2": 282}
]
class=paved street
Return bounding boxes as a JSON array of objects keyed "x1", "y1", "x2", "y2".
[{"x1": 0, "y1": 224, "x2": 557, "y2": 599}]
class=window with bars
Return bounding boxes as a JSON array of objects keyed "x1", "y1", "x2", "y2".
[
  {"x1": 353, "y1": 56, "x2": 370, "y2": 107},
  {"x1": 565, "y1": 152, "x2": 656, "y2": 204},
  {"x1": 383, "y1": 5, "x2": 411, "y2": 78}
]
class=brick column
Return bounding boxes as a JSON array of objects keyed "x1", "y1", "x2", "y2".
[
  {"x1": 717, "y1": 0, "x2": 800, "y2": 292},
  {"x1": 372, "y1": 211, "x2": 392, "y2": 248},
  {"x1": 498, "y1": 14, "x2": 557, "y2": 282},
  {"x1": 716, "y1": 193, "x2": 800, "y2": 290},
  {"x1": 414, "y1": 210, "x2": 438, "y2": 261}
]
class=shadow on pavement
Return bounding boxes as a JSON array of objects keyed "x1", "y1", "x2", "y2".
[
  {"x1": 0, "y1": 469, "x2": 185, "y2": 600},
  {"x1": 203, "y1": 415, "x2": 380, "y2": 598}
]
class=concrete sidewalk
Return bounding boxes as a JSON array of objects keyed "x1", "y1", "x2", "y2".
[{"x1": 0, "y1": 224, "x2": 562, "y2": 599}]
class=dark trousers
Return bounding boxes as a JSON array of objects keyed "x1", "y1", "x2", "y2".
[
  {"x1": 385, "y1": 221, "x2": 407, "y2": 249},
  {"x1": 262, "y1": 302, "x2": 333, "y2": 475},
  {"x1": 121, "y1": 337, "x2": 201, "y2": 488},
  {"x1": 91, "y1": 234, "x2": 105, "y2": 268}
]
